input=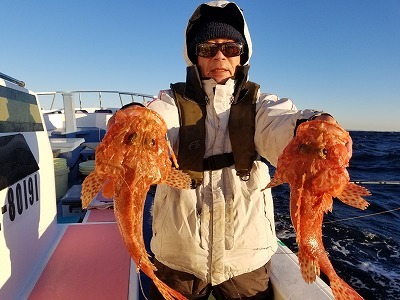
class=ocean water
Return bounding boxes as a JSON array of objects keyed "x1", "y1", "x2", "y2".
[{"x1": 273, "y1": 131, "x2": 400, "y2": 300}]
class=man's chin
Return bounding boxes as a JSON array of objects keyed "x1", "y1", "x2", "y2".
[{"x1": 209, "y1": 73, "x2": 231, "y2": 84}]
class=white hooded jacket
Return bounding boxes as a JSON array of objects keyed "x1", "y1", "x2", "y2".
[{"x1": 147, "y1": 1, "x2": 324, "y2": 286}]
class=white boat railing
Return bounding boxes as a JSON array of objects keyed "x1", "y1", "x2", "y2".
[
  {"x1": 37, "y1": 90, "x2": 155, "y2": 112},
  {"x1": 37, "y1": 91, "x2": 156, "y2": 136}
]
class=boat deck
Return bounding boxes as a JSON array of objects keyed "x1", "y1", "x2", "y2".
[{"x1": 28, "y1": 223, "x2": 134, "y2": 300}]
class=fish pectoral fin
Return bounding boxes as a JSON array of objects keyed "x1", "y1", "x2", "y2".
[
  {"x1": 81, "y1": 172, "x2": 109, "y2": 209},
  {"x1": 262, "y1": 177, "x2": 285, "y2": 191},
  {"x1": 163, "y1": 168, "x2": 192, "y2": 189},
  {"x1": 336, "y1": 182, "x2": 371, "y2": 210},
  {"x1": 298, "y1": 248, "x2": 320, "y2": 284}
]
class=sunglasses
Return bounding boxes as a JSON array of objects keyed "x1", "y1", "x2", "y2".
[{"x1": 195, "y1": 42, "x2": 244, "y2": 58}]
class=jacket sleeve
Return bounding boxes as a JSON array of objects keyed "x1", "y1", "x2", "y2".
[
  {"x1": 146, "y1": 90, "x2": 180, "y2": 153},
  {"x1": 254, "y1": 93, "x2": 327, "y2": 167}
]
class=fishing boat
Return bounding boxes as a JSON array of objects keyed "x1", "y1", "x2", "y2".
[{"x1": 0, "y1": 72, "x2": 334, "y2": 299}]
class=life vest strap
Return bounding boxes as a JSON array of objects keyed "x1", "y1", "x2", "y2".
[{"x1": 203, "y1": 152, "x2": 235, "y2": 171}]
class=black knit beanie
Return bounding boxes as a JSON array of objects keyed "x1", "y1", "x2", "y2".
[{"x1": 189, "y1": 21, "x2": 245, "y2": 58}]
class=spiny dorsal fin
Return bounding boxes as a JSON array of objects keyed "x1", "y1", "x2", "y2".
[{"x1": 262, "y1": 177, "x2": 286, "y2": 191}]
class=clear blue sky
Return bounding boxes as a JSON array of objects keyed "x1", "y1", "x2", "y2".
[{"x1": 2, "y1": 0, "x2": 399, "y2": 131}]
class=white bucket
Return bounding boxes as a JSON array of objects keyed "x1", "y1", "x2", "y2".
[
  {"x1": 54, "y1": 158, "x2": 69, "y2": 199},
  {"x1": 79, "y1": 160, "x2": 95, "y2": 178}
]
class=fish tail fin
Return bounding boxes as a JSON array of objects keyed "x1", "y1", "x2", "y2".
[
  {"x1": 152, "y1": 277, "x2": 187, "y2": 300},
  {"x1": 330, "y1": 276, "x2": 364, "y2": 300},
  {"x1": 298, "y1": 248, "x2": 320, "y2": 283},
  {"x1": 81, "y1": 172, "x2": 109, "y2": 209},
  {"x1": 337, "y1": 182, "x2": 370, "y2": 210}
]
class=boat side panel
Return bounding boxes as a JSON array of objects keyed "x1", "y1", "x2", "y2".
[
  {"x1": 271, "y1": 239, "x2": 334, "y2": 300},
  {"x1": 0, "y1": 80, "x2": 60, "y2": 299}
]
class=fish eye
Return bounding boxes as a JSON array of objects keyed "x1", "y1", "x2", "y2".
[
  {"x1": 146, "y1": 138, "x2": 156, "y2": 147},
  {"x1": 299, "y1": 144, "x2": 309, "y2": 154},
  {"x1": 125, "y1": 132, "x2": 137, "y2": 144},
  {"x1": 320, "y1": 148, "x2": 328, "y2": 159}
]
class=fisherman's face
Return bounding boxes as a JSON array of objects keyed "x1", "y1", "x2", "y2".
[{"x1": 197, "y1": 39, "x2": 241, "y2": 84}]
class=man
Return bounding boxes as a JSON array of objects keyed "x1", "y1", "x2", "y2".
[{"x1": 147, "y1": 1, "x2": 342, "y2": 299}]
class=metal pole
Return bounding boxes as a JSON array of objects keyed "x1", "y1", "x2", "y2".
[{"x1": 351, "y1": 181, "x2": 400, "y2": 185}]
